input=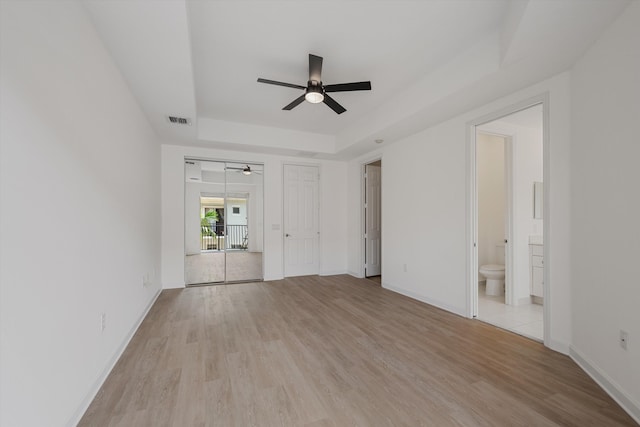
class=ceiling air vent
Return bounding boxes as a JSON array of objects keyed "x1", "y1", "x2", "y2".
[{"x1": 167, "y1": 116, "x2": 192, "y2": 126}]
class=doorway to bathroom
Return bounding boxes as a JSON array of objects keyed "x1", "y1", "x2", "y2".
[
  {"x1": 470, "y1": 102, "x2": 545, "y2": 342},
  {"x1": 184, "y1": 159, "x2": 264, "y2": 285}
]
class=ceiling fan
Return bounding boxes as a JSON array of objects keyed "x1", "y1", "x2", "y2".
[
  {"x1": 225, "y1": 165, "x2": 262, "y2": 175},
  {"x1": 257, "y1": 54, "x2": 372, "y2": 115}
]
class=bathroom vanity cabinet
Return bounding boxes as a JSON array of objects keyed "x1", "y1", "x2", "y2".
[{"x1": 529, "y1": 243, "x2": 544, "y2": 303}]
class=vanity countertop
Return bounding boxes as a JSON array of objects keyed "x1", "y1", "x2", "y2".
[{"x1": 529, "y1": 235, "x2": 543, "y2": 245}]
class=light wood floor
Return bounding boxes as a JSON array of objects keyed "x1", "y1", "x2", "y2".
[{"x1": 79, "y1": 275, "x2": 637, "y2": 426}]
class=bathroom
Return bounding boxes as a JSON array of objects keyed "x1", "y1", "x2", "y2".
[{"x1": 476, "y1": 104, "x2": 544, "y2": 340}]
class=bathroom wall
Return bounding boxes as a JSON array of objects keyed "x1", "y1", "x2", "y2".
[
  {"x1": 512, "y1": 124, "x2": 543, "y2": 303},
  {"x1": 478, "y1": 113, "x2": 543, "y2": 304},
  {"x1": 477, "y1": 133, "x2": 506, "y2": 273}
]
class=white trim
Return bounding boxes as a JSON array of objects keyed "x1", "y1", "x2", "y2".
[
  {"x1": 319, "y1": 270, "x2": 348, "y2": 276},
  {"x1": 163, "y1": 281, "x2": 186, "y2": 289},
  {"x1": 67, "y1": 289, "x2": 162, "y2": 427},
  {"x1": 348, "y1": 270, "x2": 364, "y2": 279},
  {"x1": 465, "y1": 120, "x2": 479, "y2": 318},
  {"x1": 547, "y1": 339, "x2": 569, "y2": 355},
  {"x1": 504, "y1": 136, "x2": 515, "y2": 306},
  {"x1": 384, "y1": 283, "x2": 467, "y2": 318},
  {"x1": 363, "y1": 158, "x2": 383, "y2": 279},
  {"x1": 361, "y1": 156, "x2": 383, "y2": 279},
  {"x1": 541, "y1": 93, "x2": 551, "y2": 349},
  {"x1": 570, "y1": 346, "x2": 640, "y2": 424},
  {"x1": 466, "y1": 94, "x2": 550, "y2": 346}
]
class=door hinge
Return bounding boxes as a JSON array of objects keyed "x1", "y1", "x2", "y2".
[
  {"x1": 364, "y1": 233, "x2": 368, "y2": 238},
  {"x1": 364, "y1": 172, "x2": 368, "y2": 178},
  {"x1": 364, "y1": 202, "x2": 368, "y2": 208},
  {"x1": 474, "y1": 242, "x2": 477, "y2": 248}
]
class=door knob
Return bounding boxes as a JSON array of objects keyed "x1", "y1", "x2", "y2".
[{"x1": 285, "y1": 233, "x2": 290, "y2": 237}]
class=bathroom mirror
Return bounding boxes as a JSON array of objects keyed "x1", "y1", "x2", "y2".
[{"x1": 533, "y1": 181, "x2": 543, "y2": 219}]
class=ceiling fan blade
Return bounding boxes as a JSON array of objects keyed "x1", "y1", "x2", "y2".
[
  {"x1": 324, "y1": 81, "x2": 372, "y2": 93},
  {"x1": 283, "y1": 94, "x2": 306, "y2": 110},
  {"x1": 257, "y1": 78, "x2": 305, "y2": 90},
  {"x1": 323, "y1": 94, "x2": 346, "y2": 114},
  {"x1": 309, "y1": 54, "x2": 323, "y2": 83}
]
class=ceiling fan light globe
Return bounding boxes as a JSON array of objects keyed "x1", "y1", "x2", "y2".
[{"x1": 305, "y1": 91, "x2": 324, "y2": 104}]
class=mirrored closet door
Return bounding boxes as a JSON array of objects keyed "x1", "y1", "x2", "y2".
[{"x1": 184, "y1": 159, "x2": 263, "y2": 285}]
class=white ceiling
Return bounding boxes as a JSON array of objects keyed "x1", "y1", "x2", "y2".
[{"x1": 83, "y1": 0, "x2": 630, "y2": 160}]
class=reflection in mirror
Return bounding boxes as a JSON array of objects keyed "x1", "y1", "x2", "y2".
[
  {"x1": 184, "y1": 159, "x2": 263, "y2": 285},
  {"x1": 225, "y1": 163, "x2": 263, "y2": 282},
  {"x1": 533, "y1": 181, "x2": 543, "y2": 219}
]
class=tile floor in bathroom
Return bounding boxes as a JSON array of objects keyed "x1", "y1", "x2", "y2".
[{"x1": 477, "y1": 282, "x2": 543, "y2": 341}]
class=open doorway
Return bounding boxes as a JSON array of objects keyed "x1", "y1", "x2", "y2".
[
  {"x1": 472, "y1": 103, "x2": 544, "y2": 341},
  {"x1": 364, "y1": 160, "x2": 382, "y2": 284}
]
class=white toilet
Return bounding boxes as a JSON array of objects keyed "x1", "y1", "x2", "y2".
[{"x1": 479, "y1": 264, "x2": 505, "y2": 296}]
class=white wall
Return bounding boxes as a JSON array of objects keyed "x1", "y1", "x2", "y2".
[
  {"x1": 0, "y1": 2, "x2": 161, "y2": 426},
  {"x1": 347, "y1": 71, "x2": 572, "y2": 351},
  {"x1": 570, "y1": 1, "x2": 640, "y2": 419},
  {"x1": 477, "y1": 133, "x2": 506, "y2": 271},
  {"x1": 512, "y1": 125, "x2": 543, "y2": 303},
  {"x1": 379, "y1": 118, "x2": 470, "y2": 315},
  {"x1": 161, "y1": 145, "x2": 348, "y2": 286}
]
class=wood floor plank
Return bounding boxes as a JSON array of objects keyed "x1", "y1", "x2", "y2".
[{"x1": 78, "y1": 275, "x2": 638, "y2": 426}]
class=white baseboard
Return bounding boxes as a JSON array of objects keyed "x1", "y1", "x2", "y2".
[
  {"x1": 162, "y1": 281, "x2": 185, "y2": 289},
  {"x1": 546, "y1": 338, "x2": 569, "y2": 355},
  {"x1": 319, "y1": 270, "x2": 348, "y2": 276},
  {"x1": 383, "y1": 283, "x2": 467, "y2": 318},
  {"x1": 569, "y1": 345, "x2": 640, "y2": 425},
  {"x1": 347, "y1": 270, "x2": 364, "y2": 278},
  {"x1": 67, "y1": 289, "x2": 162, "y2": 427}
]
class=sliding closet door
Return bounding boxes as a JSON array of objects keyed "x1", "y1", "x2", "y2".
[
  {"x1": 224, "y1": 162, "x2": 263, "y2": 282},
  {"x1": 184, "y1": 159, "x2": 226, "y2": 285},
  {"x1": 184, "y1": 159, "x2": 263, "y2": 285}
]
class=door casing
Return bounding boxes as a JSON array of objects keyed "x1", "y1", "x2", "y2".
[{"x1": 466, "y1": 94, "x2": 550, "y2": 346}]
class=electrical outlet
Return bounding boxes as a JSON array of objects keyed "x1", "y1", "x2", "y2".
[
  {"x1": 101, "y1": 312, "x2": 106, "y2": 333},
  {"x1": 620, "y1": 330, "x2": 628, "y2": 350}
]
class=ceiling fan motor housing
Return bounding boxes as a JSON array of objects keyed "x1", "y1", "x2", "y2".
[
  {"x1": 257, "y1": 54, "x2": 371, "y2": 113},
  {"x1": 305, "y1": 82, "x2": 324, "y2": 103}
]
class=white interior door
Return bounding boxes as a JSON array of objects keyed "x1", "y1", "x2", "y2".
[
  {"x1": 284, "y1": 164, "x2": 319, "y2": 277},
  {"x1": 365, "y1": 164, "x2": 381, "y2": 277}
]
